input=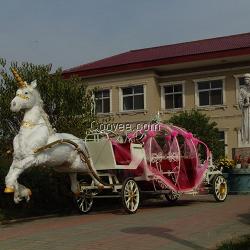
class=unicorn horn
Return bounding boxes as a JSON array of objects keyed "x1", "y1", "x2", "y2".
[{"x1": 11, "y1": 68, "x2": 27, "y2": 88}]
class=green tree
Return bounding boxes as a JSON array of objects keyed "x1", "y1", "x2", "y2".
[
  {"x1": 0, "y1": 58, "x2": 96, "y2": 155},
  {"x1": 0, "y1": 59, "x2": 98, "y2": 216},
  {"x1": 167, "y1": 110, "x2": 224, "y2": 160}
]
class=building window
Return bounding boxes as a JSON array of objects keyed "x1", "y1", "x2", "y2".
[
  {"x1": 163, "y1": 84, "x2": 183, "y2": 109},
  {"x1": 122, "y1": 85, "x2": 144, "y2": 111},
  {"x1": 197, "y1": 79, "x2": 223, "y2": 106},
  {"x1": 95, "y1": 89, "x2": 110, "y2": 113}
]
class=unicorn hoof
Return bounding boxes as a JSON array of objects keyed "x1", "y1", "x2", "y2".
[{"x1": 4, "y1": 187, "x2": 15, "y2": 193}]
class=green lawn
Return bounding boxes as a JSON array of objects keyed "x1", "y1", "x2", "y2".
[{"x1": 216, "y1": 234, "x2": 250, "y2": 250}]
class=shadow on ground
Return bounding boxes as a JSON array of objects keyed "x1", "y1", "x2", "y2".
[
  {"x1": 238, "y1": 210, "x2": 250, "y2": 225},
  {"x1": 121, "y1": 226, "x2": 209, "y2": 250},
  {"x1": 1, "y1": 196, "x2": 221, "y2": 225}
]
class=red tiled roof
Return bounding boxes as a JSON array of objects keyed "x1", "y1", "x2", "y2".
[{"x1": 63, "y1": 32, "x2": 250, "y2": 77}]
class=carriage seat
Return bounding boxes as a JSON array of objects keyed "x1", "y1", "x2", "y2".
[
  {"x1": 181, "y1": 158, "x2": 196, "y2": 186},
  {"x1": 86, "y1": 139, "x2": 145, "y2": 170},
  {"x1": 160, "y1": 159, "x2": 178, "y2": 173},
  {"x1": 112, "y1": 142, "x2": 131, "y2": 165}
]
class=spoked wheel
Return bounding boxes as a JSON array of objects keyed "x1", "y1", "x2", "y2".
[
  {"x1": 212, "y1": 174, "x2": 228, "y2": 202},
  {"x1": 165, "y1": 190, "x2": 180, "y2": 202},
  {"x1": 75, "y1": 182, "x2": 94, "y2": 213},
  {"x1": 121, "y1": 178, "x2": 140, "y2": 214}
]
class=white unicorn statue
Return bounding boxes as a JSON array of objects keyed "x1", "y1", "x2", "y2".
[{"x1": 4, "y1": 68, "x2": 100, "y2": 203}]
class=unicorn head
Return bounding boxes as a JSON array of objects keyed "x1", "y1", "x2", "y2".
[{"x1": 10, "y1": 68, "x2": 40, "y2": 112}]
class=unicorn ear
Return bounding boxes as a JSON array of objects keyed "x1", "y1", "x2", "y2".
[{"x1": 30, "y1": 80, "x2": 37, "y2": 89}]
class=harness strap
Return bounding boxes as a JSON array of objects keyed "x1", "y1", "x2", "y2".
[{"x1": 34, "y1": 139, "x2": 113, "y2": 187}]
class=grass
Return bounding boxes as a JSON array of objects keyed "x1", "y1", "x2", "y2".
[{"x1": 216, "y1": 234, "x2": 250, "y2": 250}]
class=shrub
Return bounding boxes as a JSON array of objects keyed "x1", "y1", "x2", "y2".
[{"x1": 167, "y1": 110, "x2": 224, "y2": 160}]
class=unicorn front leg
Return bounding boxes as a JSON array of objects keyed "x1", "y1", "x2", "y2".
[
  {"x1": 4, "y1": 160, "x2": 18, "y2": 193},
  {"x1": 5, "y1": 156, "x2": 37, "y2": 203}
]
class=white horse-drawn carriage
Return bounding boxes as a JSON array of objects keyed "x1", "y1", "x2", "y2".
[
  {"x1": 4, "y1": 69, "x2": 228, "y2": 214},
  {"x1": 72, "y1": 125, "x2": 228, "y2": 214}
]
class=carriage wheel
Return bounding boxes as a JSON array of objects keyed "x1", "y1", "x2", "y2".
[
  {"x1": 75, "y1": 182, "x2": 94, "y2": 213},
  {"x1": 212, "y1": 174, "x2": 228, "y2": 202},
  {"x1": 165, "y1": 190, "x2": 180, "y2": 202},
  {"x1": 121, "y1": 178, "x2": 140, "y2": 214}
]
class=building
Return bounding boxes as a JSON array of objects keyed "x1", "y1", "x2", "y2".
[{"x1": 62, "y1": 32, "x2": 250, "y2": 158}]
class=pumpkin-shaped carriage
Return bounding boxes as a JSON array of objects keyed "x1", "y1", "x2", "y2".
[{"x1": 73, "y1": 123, "x2": 227, "y2": 214}]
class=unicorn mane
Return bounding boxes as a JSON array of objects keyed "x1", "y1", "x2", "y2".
[{"x1": 33, "y1": 89, "x2": 54, "y2": 135}]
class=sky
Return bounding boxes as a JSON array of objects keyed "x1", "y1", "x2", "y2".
[{"x1": 1, "y1": 0, "x2": 250, "y2": 71}]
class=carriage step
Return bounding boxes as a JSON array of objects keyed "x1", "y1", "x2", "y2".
[{"x1": 93, "y1": 195, "x2": 121, "y2": 198}]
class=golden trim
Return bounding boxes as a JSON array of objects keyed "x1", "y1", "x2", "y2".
[
  {"x1": 21, "y1": 120, "x2": 35, "y2": 128},
  {"x1": 219, "y1": 183, "x2": 226, "y2": 195},
  {"x1": 4, "y1": 187, "x2": 15, "y2": 193},
  {"x1": 16, "y1": 93, "x2": 29, "y2": 100},
  {"x1": 11, "y1": 68, "x2": 27, "y2": 88}
]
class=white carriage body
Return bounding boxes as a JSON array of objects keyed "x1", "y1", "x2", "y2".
[{"x1": 85, "y1": 139, "x2": 146, "y2": 170}]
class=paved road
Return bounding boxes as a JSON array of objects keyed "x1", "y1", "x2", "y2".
[{"x1": 0, "y1": 195, "x2": 249, "y2": 250}]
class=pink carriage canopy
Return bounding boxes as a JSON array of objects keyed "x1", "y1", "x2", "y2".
[{"x1": 111, "y1": 123, "x2": 210, "y2": 192}]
